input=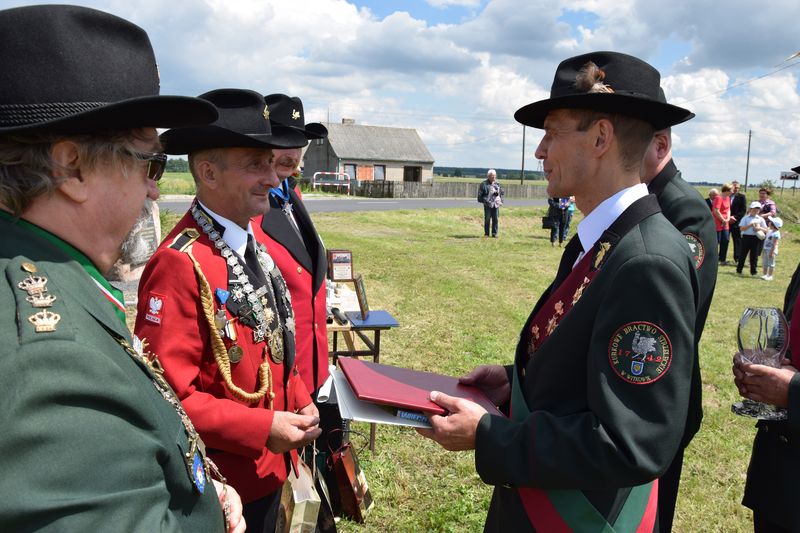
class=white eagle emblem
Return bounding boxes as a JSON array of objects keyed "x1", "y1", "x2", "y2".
[
  {"x1": 291, "y1": 109, "x2": 301, "y2": 120},
  {"x1": 148, "y1": 296, "x2": 163, "y2": 315},
  {"x1": 632, "y1": 331, "x2": 657, "y2": 358}
]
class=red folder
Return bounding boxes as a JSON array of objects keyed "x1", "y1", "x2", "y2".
[{"x1": 338, "y1": 357, "x2": 503, "y2": 417}]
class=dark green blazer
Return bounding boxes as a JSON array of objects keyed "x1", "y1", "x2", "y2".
[
  {"x1": 648, "y1": 159, "x2": 718, "y2": 447},
  {"x1": 475, "y1": 196, "x2": 697, "y2": 531},
  {"x1": 0, "y1": 217, "x2": 224, "y2": 531}
]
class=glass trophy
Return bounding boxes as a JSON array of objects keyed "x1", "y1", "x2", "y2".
[{"x1": 732, "y1": 307, "x2": 789, "y2": 420}]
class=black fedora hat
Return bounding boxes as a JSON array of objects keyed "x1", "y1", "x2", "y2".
[
  {"x1": 161, "y1": 89, "x2": 309, "y2": 155},
  {"x1": 265, "y1": 94, "x2": 328, "y2": 140},
  {"x1": 0, "y1": 5, "x2": 217, "y2": 134},
  {"x1": 514, "y1": 51, "x2": 694, "y2": 131}
]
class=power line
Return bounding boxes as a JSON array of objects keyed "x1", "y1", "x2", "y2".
[{"x1": 677, "y1": 60, "x2": 800, "y2": 105}]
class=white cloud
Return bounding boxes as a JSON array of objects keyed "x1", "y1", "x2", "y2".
[
  {"x1": 426, "y1": 0, "x2": 481, "y2": 7},
  {"x1": 3, "y1": 0, "x2": 798, "y2": 178}
]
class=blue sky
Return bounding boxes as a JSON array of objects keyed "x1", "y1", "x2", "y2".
[{"x1": 4, "y1": 0, "x2": 799, "y2": 184}]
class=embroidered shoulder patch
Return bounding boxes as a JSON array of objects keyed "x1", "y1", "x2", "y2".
[
  {"x1": 608, "y1": 322, "x2": 672, "y2": 384},
  {"x1": 684, "y1": 233, "x2": 705, "y2": 270},
  {"x1": 145, "y1": 292, "x2": 166, "y2": 325}
]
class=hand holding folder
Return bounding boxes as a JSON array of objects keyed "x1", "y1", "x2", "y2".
[{"x1": 334, "y1": 358, "x2": 503, "y2": 428}]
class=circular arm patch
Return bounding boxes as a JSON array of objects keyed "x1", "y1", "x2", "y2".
[
  {"x1": 684, "y1": 233, "x2": 705, "y2": 270},
  {"x1": 608, "y1": 322, "x2": 672, "y2": 384}
]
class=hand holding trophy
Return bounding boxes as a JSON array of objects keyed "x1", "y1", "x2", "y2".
[{"x1": 732, "y1": 307, "x2": 789, "y2": 420}]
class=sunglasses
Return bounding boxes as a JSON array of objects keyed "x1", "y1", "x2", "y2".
[{"x1": 133, "y1": 151, "x2": 168, "y2": 182}]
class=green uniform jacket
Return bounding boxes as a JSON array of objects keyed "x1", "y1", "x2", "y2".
[
  {"x1": 743, "y1": 261, "x2": 800, "y2": 529},
  {"x1": 475, "y1": 196, "x2": 697, "y2": 531},
  {"x1": 0, "y1": 217, "x2": 224, "y2": 531},
  {"x1": 648, "y1": 159, "x2": 718, "y2": 447}
]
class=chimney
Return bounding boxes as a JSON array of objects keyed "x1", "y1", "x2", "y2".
[{"x1": 342, "y1": 118, "x2": 355, "y2": 125}]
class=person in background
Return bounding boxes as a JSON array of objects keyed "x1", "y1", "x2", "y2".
[
  {"x1": 733, "y1": 258, "x2": 800, "y2": 531},
  {"x1": 761, "y1": 217, "x2": 783, "y2": 281},
  {"x1": 546, "y1": 196, "x2": 568, "y2": 246},
  {"x1": 135, "y1": 89, "x2": 320, "y2": 532},
  {"x1": 259, "y1": 94, "x2": 330, "y2": 402},
  {"x1": 641, "y1": 117, "x2": 716, "y2": 532},
  {"x1": 478, "y1": 169, "x2": 504, "y2": 237},
  {"x1": 0, "y1": 5, "x2": 245, "y2": 531},
  {"x1": 706, "y1": 188, "x2": 719, "y2": 210},
  {"x1": 713, "y1": 183, "x2": 732, "y2": 265},
  {"x1": 759, "y1": 187, "x2": 777, "y2": 224},
  {"x1": 256, "y1": 95, "x2": 343, "y2": 522},
  {"x1": 730, "y1": 180, "x2": 747, "y2": 263},
  {"x1": 737, "y1": 201, "x2": 767, "y2": 277},
  {"x1": 563, "y1": 195, "x2": 576, "y2": 238}
]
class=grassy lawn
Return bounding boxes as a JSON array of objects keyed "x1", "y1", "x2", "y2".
[{"x1": 151, "y1": 188, "x2": 800, "y2": 532}]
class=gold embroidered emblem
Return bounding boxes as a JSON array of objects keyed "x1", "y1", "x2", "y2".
[
  {"x1": 28, "y1": 309, "x2": 61, "y2": 332},
  {"x1": 554, "y1": 301, "x2": 564, "y2": 316},
  {"x1": 546, "y1": 316, "x2": 558, "y2": 335},
  {"x1": 291, "y1": 109, "x2": 301, "y2": 120},
  {"x1": 531, "y1": 324, "x2": 540, "y2": 340},
  {"x1": 593, "y1": 241, "x2": 611, "y2": 269},
  {"x1": 262, "y1": 105, "x2": 270, "y2": 120},
  {"x1": 572, "y1": 276, "x2": 591, "y2": 305},
  {"x1": 18, "y1": 275, "x2": 47, "y2": 296},
  {"x1": 27, "y1": 292, "x2": 56, "y2": 308}
]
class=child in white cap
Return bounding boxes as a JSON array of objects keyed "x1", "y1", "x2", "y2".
[{"x1": 761, "y1": 216, "x2": 783, "y2": 280}]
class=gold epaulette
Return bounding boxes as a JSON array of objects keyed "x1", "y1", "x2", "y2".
[{"x1": 168, "y1": 228, "x2": 200, "y2": 253}]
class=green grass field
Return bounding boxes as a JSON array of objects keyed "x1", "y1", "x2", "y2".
[{"x1": 153, "y1": 186, "x2": 800, "y2": 532}]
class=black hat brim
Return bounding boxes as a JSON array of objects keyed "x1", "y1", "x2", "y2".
[
  {"x1": 301, "y1": 122, "x2": 328, "y2": 140},
  {"x1": 272, "y1": 121, "x2": 328, "y2": 140},
  {"x1": 515, "y1": 93, "x2": 695, "y2": 131},
  {"x1": 0, "y1": 95, "x2": 218, "y2": 135},
  {"x1": 161, "y1": 124, "x2": 307, "y2": 155}
]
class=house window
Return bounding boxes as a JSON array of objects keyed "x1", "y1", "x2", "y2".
[
  {"x1": 374, "y1": 165, "x2": 385, "y2": 181},
  {"x1": 344, "y1": 164, "x2": 356, "y2": 182},
  {"x1": 403, "y1": 166, "x2": 422, "y2": 182}
]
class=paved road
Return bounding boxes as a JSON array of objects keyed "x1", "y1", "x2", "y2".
[{"x1": 158, "y1": 195, "x2": 548, "y2": 214}]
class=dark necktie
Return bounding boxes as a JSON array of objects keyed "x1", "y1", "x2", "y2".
[{"x1": 243, "y1": 234, "x2": 267, "y2": 287}]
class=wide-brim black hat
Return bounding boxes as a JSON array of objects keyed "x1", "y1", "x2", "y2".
[
  {"x1": 514, "y1": 51, "x2": 694, "y2": 131},
  {"x1": 265, "y1": 93, "x2": 328, "y2": 140},
  {"x1": 161, "y1": 89, "x2": 309, "y2": 154},
  {"x1": 0, "y1": 5, "x2": 217, "y2": 135}
]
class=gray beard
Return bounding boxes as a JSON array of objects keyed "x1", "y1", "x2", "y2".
[{"x1": 118, "y1": 199, "x2": 153, "y2": 264}]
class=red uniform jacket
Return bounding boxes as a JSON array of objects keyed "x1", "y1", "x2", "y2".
[
  {"x1": 257, "y1": 180, "x2": 329, "y2": 393},
  {"x1": 135, "y1": 211, "x2": 312, "y2": 503}
]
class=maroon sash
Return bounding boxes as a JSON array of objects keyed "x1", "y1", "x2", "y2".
[{"x1": 523, "y1": 244, "x2": 603, "y2": 357}]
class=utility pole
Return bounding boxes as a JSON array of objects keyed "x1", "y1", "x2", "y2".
[
  {"x1": 520, "y1": 125, "x2": 526, "y2": 185},
  {"x1": 744, "y1": 129, "x2": 752, "y2": 192}
]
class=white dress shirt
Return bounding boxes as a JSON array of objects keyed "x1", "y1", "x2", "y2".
[
  {"x1": 574, "y1": 183, "x2": 648, "y2": 266},
  {"x1": 197, "y1": 200, "x2": 255, "y2": 258}
]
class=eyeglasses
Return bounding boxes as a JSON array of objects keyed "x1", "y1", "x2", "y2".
[{"x1": 133, "y1": 151, "x2": 168, "y2": 182}]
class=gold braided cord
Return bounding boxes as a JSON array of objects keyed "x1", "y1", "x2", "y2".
[{"x1": 185, "y1": 246, "x2": 274, "y2": 408}]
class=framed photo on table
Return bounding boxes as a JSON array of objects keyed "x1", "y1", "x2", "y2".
[
  {"x1": 328, "y1": 249, "x2": 353, "y2": 281},
  {"x1": 353, "y1": 273, "x2": 370, "y2": 320}
]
